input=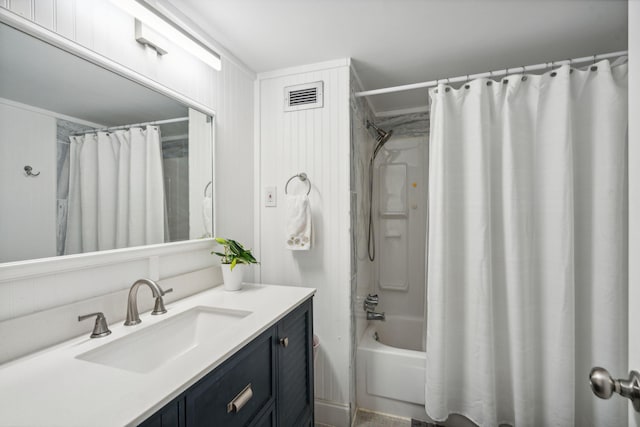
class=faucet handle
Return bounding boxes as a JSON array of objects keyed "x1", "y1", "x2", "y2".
[
  {"x1": 152, "y1": 288, "x2": 173, "y2": 315},
  {"x1": 364, "y1": 293, "x2": 379, "y2": 311},
  {"x1": 78, "y1": 312, "x2": 112, "y2": 338}
]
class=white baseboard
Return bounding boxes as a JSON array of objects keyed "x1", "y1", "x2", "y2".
[{"x1": 315, "y1": 399, "x2": 351, "y2": 427}]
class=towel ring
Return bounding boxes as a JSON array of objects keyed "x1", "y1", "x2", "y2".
[{"x1": 285, "y1": 173, "x2": 311, "y2": 196}]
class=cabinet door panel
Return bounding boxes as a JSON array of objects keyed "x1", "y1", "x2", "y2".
[
  {"x1": 277, "y1": 299, "x2": 314, "y2": 427},
  {"x1": 186, "y1": 328, "x2": 276, "y2": 427},
  {"x1": 248, "y1": 403, "x2": 275, "y2": 427},
  {"x1": 138, "y1": 399, "x2": 183, "y2": 427}
]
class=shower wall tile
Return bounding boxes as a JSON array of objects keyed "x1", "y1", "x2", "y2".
[{"x1": 351, "y1": 73, "x2": 376, "y2": 347}]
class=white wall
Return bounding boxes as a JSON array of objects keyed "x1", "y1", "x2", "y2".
[
  {"x1": 256, "y1": 60, "x2": 352, "y2": 426},
  {"x1": 628, "y1": 1, "x2": 639, "y2": 426},
  {"x1": 0, "y1": 101, "x2": 56, "y2": 262},
  {"x1": 215, "y1": 55, "x2": 256, "y2": 277},
  {"x1": 1, "y1": 0, "x2": 216, "y2": 109},
  {"x1": 0, "y1": 0, "x2": 255, "y2": 362}
]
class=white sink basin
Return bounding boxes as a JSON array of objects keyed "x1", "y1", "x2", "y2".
[{"x1": 76, "y1": 306, "x2": 251, "y2": 373}]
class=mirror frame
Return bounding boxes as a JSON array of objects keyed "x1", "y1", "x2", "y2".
[{"x1": 0, "y1": 9, "x2": 216, "y2": 281}]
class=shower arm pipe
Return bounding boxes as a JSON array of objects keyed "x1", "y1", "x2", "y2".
[
  {"x1": 71, "y1": 116, "x2": 189, "y2": 136},
  {"x1": 354, "y1": 50, "x2": 628, "y2": 98}
]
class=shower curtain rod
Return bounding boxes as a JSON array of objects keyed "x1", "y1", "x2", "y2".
[
  {"x1": 354, "y1": 50, "x2": 628, "y2": 98},
  {"x1": 71, "y1": 116, "x2": 189, "y2": 136}
]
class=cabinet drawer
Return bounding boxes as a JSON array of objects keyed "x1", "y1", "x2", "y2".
[{"x1": 186, "y1": 328, "x2": 276, "y2": 427}]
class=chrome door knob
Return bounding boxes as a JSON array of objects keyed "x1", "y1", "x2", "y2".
[
  {"x1": 589, "y1": 366, "x2": 640, "y2": 412},
  {"x1": 590, "y1": 367, "x2": 616, "y2": 399}
]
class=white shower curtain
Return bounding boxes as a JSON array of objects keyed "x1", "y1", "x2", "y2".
[
  {"x1": 64, "y1": 126, "x2": 165, "y2": 254},
  {"x1": 425, "y1": 60, "x2": 628, "y2": 426}
]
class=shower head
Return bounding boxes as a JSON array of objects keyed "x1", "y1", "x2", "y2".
[
  {"x1": 367, "y1": 120, "x2": 393, "y2": 144},
  {"x1": 367, "y1": 120, "x2": 394, "y2": 159}
]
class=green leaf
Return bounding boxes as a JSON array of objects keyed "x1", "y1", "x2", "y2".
[
  {"x1": 230, "y1": 258, "x2": 238, "y2": 271},
  {"x1": 212, "y1": 237, "x2": 258, "y2": 266}
]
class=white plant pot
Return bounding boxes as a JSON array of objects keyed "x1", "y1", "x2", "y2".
[{"x1": 221, "y1": 264, "x2": 244, "y2": 291}]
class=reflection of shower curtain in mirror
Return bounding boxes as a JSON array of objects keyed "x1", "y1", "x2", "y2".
[{"x1": 64, "y1": 126, "x2": 165, "y2": 254}]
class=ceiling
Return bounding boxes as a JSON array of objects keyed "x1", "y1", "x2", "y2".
[
  {"x1": 0, "y1": 22, "x2": 187, "y2": 126},
  {"x1": 171, "y1": 0, "x2": 628, "y2": 116}
]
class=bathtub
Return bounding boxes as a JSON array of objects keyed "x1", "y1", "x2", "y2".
[{"x1": 356, "y1": 314, "x2": 427, "y2": 420}]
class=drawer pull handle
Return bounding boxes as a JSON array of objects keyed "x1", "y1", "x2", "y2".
[
  {"x1": 280, "y1": 337, "x2": 289, "y2": 347},
  {"x1": 227, "y1": 383, "x2": 253, "y2": 414}
]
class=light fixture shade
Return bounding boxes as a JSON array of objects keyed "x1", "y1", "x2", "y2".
[{"x1": 111, "y1": 0, "x2": 222, "y2": 70}]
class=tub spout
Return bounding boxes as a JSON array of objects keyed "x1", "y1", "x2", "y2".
[{"x1": 366, "y1": 311, "x2": 386, "y2": 321}]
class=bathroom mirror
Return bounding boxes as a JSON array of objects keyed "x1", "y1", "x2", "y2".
[{"x1": 0, "y1": 21, "x2": 214, "y2": 264}]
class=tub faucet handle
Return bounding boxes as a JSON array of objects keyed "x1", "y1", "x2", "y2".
[{"x1": 364, "y1": 294, "x2": 379, "y2": 311}]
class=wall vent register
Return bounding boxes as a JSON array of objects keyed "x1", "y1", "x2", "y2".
[{"x1": 284, "y1": 81, "x2": 324, "y2": 112}]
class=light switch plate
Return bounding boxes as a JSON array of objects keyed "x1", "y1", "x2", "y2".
[{"x1": 265, "y1": 186, "x2": 277, "y2": 207}]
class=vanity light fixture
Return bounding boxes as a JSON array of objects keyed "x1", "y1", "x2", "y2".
[
  {"x1": 111, "y1": 0, "x2": 222, "y2": 70},
  {"x1": 135, "y1": 19, "x2": 168, "y2": 55}
]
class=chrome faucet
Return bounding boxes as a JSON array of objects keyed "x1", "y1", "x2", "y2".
[
  {"x1": 367, "y1": 311, "x2": 386, "y2": 321},
  {"x1": 124, "y1": 279, "x2": 173, "y2": 326},
  {"x1": 363, "y1": 293, "x2": 385, "y2": 321}
]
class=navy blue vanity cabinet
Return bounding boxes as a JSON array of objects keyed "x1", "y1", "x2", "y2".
[
  {"x1": 276, "y1": 298, "x2": 314, "y2": 427},
  {"x1": 138, "y1": 297, "x2": 313, "y2": 427},
  {"x1": 139, "y1": 399, "x2": 184, "y2": 427},
  {"x1": 186, "y1": 325, "x2": 277, "y2": 427}
]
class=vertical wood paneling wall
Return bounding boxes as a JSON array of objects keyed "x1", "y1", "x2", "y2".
[
  {"x1": 2, "y1": 0, "x2": 217, "y2": 109},
  {"x1": 257, "y1": 60, "x2": 352, "y2": 425},
  {"x1": 0, "y1": 1, "x2": 256, "y2": 361},
  {"x1": 215, "y1": 56, "x2": 255, "y2": 282}
]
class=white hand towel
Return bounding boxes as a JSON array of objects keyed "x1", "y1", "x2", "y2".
[
  {"x1": 202, "y1": 194, "x2": 213, "y2": 237},
  {"x1": 285, "y1": 194, "x2": 311, "y2": 250}
]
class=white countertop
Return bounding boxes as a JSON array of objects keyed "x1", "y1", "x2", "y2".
[{"x1": 0, "y1": 283, "x2": 315, "y2": 427}]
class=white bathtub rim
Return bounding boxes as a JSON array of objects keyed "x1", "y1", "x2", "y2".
[{"x1": 360, "y1": 324, "x2": 425, "y2": 358}]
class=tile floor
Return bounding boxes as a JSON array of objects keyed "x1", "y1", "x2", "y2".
[
  {"x1": 352, "y1": 410, "x2": 412, "y2": 427},
  {"x1": 351, "y1": 409, "x2": 438, "y2": 427},
  {"x1": 315, "y1": 409, "x2": 438, "y2": 427}
]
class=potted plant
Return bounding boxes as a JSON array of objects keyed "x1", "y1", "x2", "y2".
[{"x1": 212, "y1": 237, "x2": 259, "y2": 291}]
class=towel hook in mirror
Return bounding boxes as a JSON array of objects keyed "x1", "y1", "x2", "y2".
[
  {"x1": 285, "y1": 173, "x2": 311, "y2": 196},
  {"x1": 24, "y1": 165, "x2": 40, "y2": 177}
]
